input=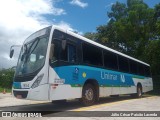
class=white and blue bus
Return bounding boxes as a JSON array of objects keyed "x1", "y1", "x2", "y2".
[{"x1": 10, "y1": 25, "x2": 153, "y2": 106}]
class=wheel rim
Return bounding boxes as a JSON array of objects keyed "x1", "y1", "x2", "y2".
[{"x1": 85, "y1": 88, "x2": 93, "y2": 100}]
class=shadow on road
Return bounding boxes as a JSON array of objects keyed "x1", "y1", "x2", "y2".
[{"x1": 0, "y1": 95, "x2": 153, "y2": 117}]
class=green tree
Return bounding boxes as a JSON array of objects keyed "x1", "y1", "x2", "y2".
[
  {"x1": 97, "y1": 0, "x2": 155, "y2": 58},
  {"x1": 83, "y1": 0, "x2": 160, "y2": 90},
  {"x1": 83, "y1": 32, "x2": 98, "y2": 41},
  {"x1": 143, "y1": 40, "x2": 160, "y2": 75},
  {"x1": 0, "y1": 68, "x2": 15, "y2": 89}
]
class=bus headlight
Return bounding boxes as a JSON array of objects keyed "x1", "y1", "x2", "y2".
[{"x1": 31, "y1": 74, "x2": 44, "y2": 89}]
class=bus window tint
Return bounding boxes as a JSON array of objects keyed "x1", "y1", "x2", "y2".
[
  {"x1": 129, "y1": 60, "x2": 138, "y2": 74},
  {"x1": 60, "y1": 44, "x2": 68, "y2": 61},
  {"x1": 68, "y1": 45, "x2": 76, "y2": 62},
  {"x1": 145, "y1": 66, "x2": 151, "y2": 77},
  {"x1": 138, "y1": 63, "x2": 145, "y2": 76},
  {"x1": 60, "y1": 44, "x2": 76, "y2": 62},
  {"x1": 53, "y1": 41, "x2": 59, "y2": 61},
  {"x1": 104, "y1": 51, "x2": 118, "y2": 70},
  {"x1": 118, "y1": 55, "x2": 129, "y2": 73},
  {"x1": 83, "y1": 43, "x2": 102, "y2": 66}
]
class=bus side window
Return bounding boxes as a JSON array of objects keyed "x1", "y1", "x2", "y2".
[
  {"x1": 82, "y1": 43, "x2": 103, "y2": 66},
  {"x1": 52, "y1": 41, "x2": 60, "y2": 62},
  {"x1": 104, "y1": 50, "x2": 118, "y2": 70},
  {"x1": 60, "y1": 44, "x2": 68, "y2": 61},
  {"x1": 118, "y1": 55, "x2": 129, "y2": 73},
  {"x1": 68, "y1": 44, "x2": 76, "y2": 62},
  {"x1": 137, "y1": 63, "x2": 145, "y2": 76},
  {"x1": 129, "y1": 60, "x2": 138, "y2": 74},
  {"x1": 145, "y1": 66, "x2": 151, "y2": 77},
  {"x1": 60, "y1": 43, "x2": 76, "y2": 62}
]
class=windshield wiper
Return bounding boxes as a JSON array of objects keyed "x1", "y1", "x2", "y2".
[{"x1": 24, "y1": 37, "x2": 40, "y2": 63}]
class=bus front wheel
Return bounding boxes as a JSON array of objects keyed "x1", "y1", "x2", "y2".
[{"x1": 81, "y1": 84, "x2": 96, "y2": 106}]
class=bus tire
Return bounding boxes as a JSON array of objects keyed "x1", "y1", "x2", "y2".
[
  {"x1": 136, "y1": 85, "x2": 142, "y2": 98},
  {"x1": 131, "y1": 85, "x2": 143, "y2": 98},
  {"x1": 81, "y1": 84, "x2": 96, "y2": 106}
]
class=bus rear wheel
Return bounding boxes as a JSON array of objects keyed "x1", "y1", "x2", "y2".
[
  {"x1": 137, "y1": 85, "x2": 142, "y2": 98},
  {"x1": 81, "y1": 84, "x2": 96, "y2": 106},
  {"x1": 131, "y1": 85, "x2": 142, "y2": 98}
]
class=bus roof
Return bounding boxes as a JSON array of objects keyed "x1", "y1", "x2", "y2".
[{"x1": 52, "y1": 25, "x2": 150, "y2": 66}]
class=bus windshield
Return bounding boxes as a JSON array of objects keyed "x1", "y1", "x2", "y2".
[{"x1": 15, "y1": 28, "x2": 50, "y2": 76}]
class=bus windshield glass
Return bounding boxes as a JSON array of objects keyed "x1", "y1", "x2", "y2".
[{"x1": 15, "y1": 27, "x2": 51, "y2": 76}]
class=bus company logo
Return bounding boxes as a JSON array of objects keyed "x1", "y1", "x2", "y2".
[{"x1": 120, "y1": 74, "x2": 125, "y2": 83}]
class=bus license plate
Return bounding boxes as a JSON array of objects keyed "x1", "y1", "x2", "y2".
[{"x1": 16, "y1": 95, "x2": 22, "y2": 99}]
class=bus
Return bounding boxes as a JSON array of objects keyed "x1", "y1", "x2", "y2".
[{"x1": 10, "y1": 25, "x2": 153, "y2": 106}]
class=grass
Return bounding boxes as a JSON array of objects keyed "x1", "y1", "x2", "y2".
[{"x1": 0, "y1": 87, "x2": 12, "y2": 93}]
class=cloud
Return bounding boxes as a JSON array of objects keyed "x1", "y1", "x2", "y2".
[
  {"x1": 107, "y1": 18, "x2": 111, "y2": 23},
  {"x1": 105, "y1": 2, "x2": 114, "y2": 8},
  {"x1": 70, "y1": 0, "x2": 88, "y2": 8},
  {"x1": 0, "y1": 0, "x2": 74, "y2": 69},
  {"x1": 53, "y1": 20, "x2": 83, "y2": 35}
]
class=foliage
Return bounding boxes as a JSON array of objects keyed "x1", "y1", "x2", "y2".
[
  {"x1": 97, "y1": 0, "x2": 157, "y2": 58},
  {"x1": 83, "y1": 0, "x2": 160, "y2": 90},
  {"x1": 143, "y1": 40, "x2": 160, "y2": 75},
  {"x1": 0, "y1": 68, "x2": 15, "y2": 89},
  {"x1": 83, "y1": 32, "x2": 98, "y2": 41},
  {"x1": 84, "y1": 0, "x2": 160, "y2": 76}
]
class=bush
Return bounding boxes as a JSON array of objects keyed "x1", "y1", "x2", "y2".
[
  {"x1": 152, "y1": 75, "x2": 160, "y2": 91},
  {"x1": 0, "y1": 68, "x2": 15, "y2": 89}
]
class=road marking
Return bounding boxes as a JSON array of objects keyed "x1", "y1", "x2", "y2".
[{"x1": 73, "y1": 96, "x2": 157, "y2": 111}]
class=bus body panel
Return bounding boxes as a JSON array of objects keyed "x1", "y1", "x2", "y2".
[
  {"x1": 49, "y1": 84, "x2": 82, "y2": 100},
  {"x1": 12, "y1": 26, "x2": 153, "y2": 102},
  {"x1": 48, "y1": 65, "x2": 153, "y2": 100},
  {"x1": 48, "y1": 66, "x2": 82, "y2": 100},
  {"x1": 27, "y1": 84, "x2": 49, "y2": 101},
  {"x1": 12, "y1": 64, "x2": 50, "y2": 100}
]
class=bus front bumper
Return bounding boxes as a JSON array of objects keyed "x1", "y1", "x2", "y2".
[{"x1": 12, "y1": 84, "x2": 50, "y2": 101}]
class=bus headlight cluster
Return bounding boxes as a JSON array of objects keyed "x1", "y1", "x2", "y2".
[{"x1": 31, "y1": 74, "x2": 44, "y2": 89}]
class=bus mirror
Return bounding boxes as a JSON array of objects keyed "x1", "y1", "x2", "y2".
[
  {"x1": 62, "y1": 40, "x2": 67, "y2": 50},
  {"x1": 49, "y1": 44, "x2": 54, "y2": 60},
  {"x1": 9, "y1": 45, "x2": 22, "y2": 58},
  {"x1": 10, "y1": 49, "x2": 14, "y2": 58}
]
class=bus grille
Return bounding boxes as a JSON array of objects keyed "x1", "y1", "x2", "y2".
[{"x1": 13, "y1": 90, "x2": 28, "y2": 98}]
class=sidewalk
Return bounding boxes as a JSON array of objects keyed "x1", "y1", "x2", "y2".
[{"x1": 0, "y1": 93, "x2": 49, "y2": 107}]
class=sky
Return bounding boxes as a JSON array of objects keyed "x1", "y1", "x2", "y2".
[{"x1": 0, "y1": 0, "x2": 160, "y2": 69}]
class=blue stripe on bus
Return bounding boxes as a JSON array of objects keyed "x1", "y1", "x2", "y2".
[{"x1": 54, "y1": 65, "x2": 145, "y2": 87}]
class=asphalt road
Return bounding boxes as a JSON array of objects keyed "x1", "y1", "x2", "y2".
[{"x1": 0, "y1": 94, "x2": 160, "y2": 120}]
